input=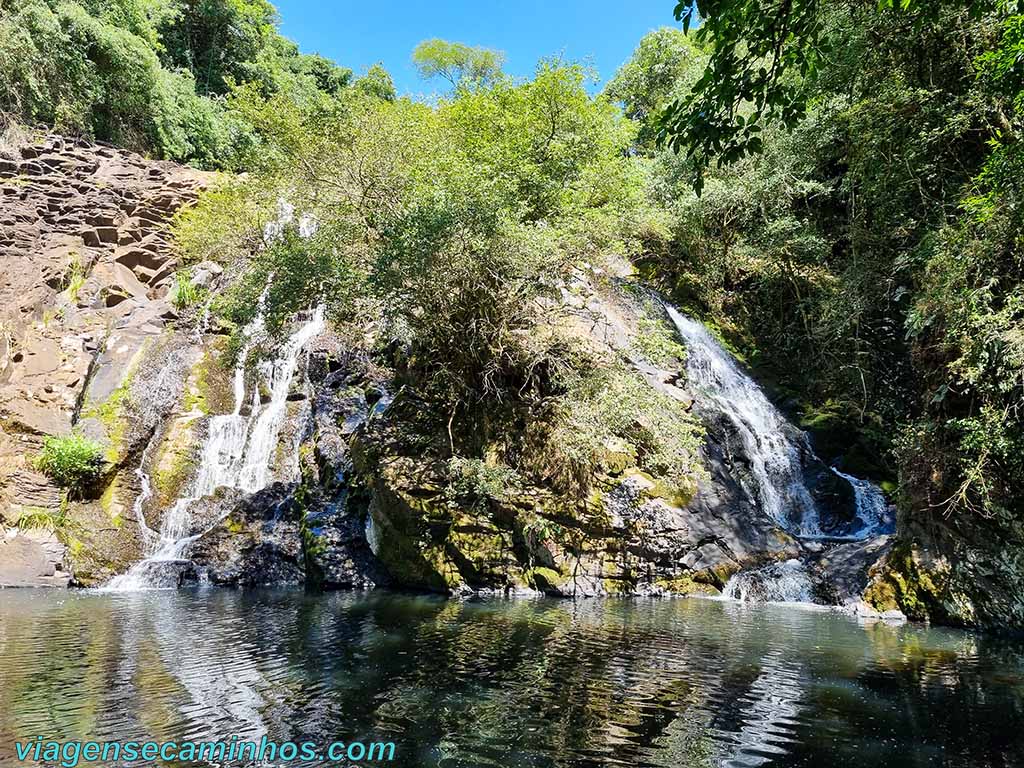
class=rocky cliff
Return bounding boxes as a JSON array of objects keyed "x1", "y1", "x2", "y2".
[
  {"x1": 0, "y1": 135, "x2": 892, "y2": 617},
  {"x1": 0, "y1": 134, "x2": 208, "y2": 585}
]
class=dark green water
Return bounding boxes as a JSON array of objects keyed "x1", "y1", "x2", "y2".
[{"x1": 0, "y1": 589, "x2": 1022, "y2": 768}]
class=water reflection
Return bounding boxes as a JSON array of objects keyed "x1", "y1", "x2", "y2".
[{"x1": 0, "y1": 590, "x2": 1022, "y2": 767}]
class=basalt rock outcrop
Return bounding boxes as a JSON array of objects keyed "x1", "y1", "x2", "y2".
[
  {"x1": 1, "y1": 135, "x2": 893, "y2": 612},
  {"x1": 0, "y1": 133, "x2": 210, "y2": 585}
]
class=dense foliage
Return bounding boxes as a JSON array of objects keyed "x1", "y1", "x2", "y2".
[
  {"x1": 623, "y1": 1, "x2": 1023, "y2": 529},
  {"x1": 10, "y1": 0, "x2": 1018, "y2": 610},
  {"x1": 0, "y1": 0, "x2": 356, "y2": 165},
  {"x1": 176, "y1": 57, "x2": 703, "y2": 501}
]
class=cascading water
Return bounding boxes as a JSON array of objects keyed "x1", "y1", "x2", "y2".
[
  {"x1": 104, "y1": 307, "x2": 325, "y2": 590},
  {"x1": 665, "y1": 305, "x2": 823, "y2": 537},
  {"x1": 830, "y1": 466, "x2": 891, "y2": 538},
  {"x1": 664, "y1": 304, "x2": 893, "y2": 604},
  {"x1": 103, "y1": 199, "x2": 326, "y2": 591},
  {"x1": 721, "y1": 559, "x2": 816, "y2": 604}
]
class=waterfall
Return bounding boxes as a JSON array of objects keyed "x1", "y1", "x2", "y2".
[
  {"x1": 104, "y1": 307, "x2": 325, "y2": 591},
  {"x1": 131, "y1": 442, "x2": 158, "y2": 549},
  {"x1": 830, "y1": 467, "x2": 891, "y2": 539},
  {"x1": 665, "y1": 305, "x2": 823, "y2": 536},
  {"x1": 665, "y1": 305, "x2": 894, "y2": 605},
  {"x1": 721, "y1": 559, "x2": 816, "y2": 604}
]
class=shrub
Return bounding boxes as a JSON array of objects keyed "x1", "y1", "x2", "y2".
[
  {"x1": 446, "y1": 456, "x2": 522, "y2": 510},
  {"x1": 64, "y1": 253, "x2": 85, "y2": 302},
  {"x1": 523, "y1": 362, "x2": 706, "y2": 498},
  {"x1": 169, "y1": 270, "x2": 205, "y2": 310},
  {"x1": 35, "y1": 433, "x2": 105, "y2": 491}
]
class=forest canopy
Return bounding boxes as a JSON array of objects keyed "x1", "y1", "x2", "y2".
[{"x1": 0, "y1": 0, "x2": 378, "y2": 166}]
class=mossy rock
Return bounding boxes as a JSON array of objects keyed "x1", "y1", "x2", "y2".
[
  {"x1": 184, "y1": 339, "x2": 235, "y2": 415},
  {"x1": 655, "y1": 573, "x2": 720, "y2": 596},
  {"x1": 621, "y1": 468, "x2": 695, "y2": 508},
  {"x1": 151, "y1": 417, "x2": 199, "y2": 509},
  {"x1": 527, "y1": 566, "x2": 567, "y2": 593},
  {"x1": 864, "y1": 543, "x2": 954, "y2": 621},
  {"x1": 599, "y1": 439, "x2": 637, "y2": 476},
  {"x1": 80, "y1": 340, "x2": 151, "y2": 465}
]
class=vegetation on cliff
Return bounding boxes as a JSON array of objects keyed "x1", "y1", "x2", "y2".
[
  {"x1": 606, "y1": 0, "x2": 1022, "y2": 624},
  {"x1": 34, "y1": 433, "x2": 104, "y2": 494},
  {"x1": 0, "y1": 0, "x2": 384, "y2": 166},
  {"x1": 175, "y1": 55, "x2": 705, "y2": 514}
]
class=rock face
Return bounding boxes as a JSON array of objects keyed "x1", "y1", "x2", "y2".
[
  {"x1": 348, "y1": 394, "x2": 802, "y2": 598},
  {"x1": 0, "y1": 134, "x2": 209, "y2": 586},
  {"x1": 325, "y1": 266, "x2": 817, "y2": 599},
  {"x1": 862, "y1": 519, "x2": 1024, "y2": 632},
  {"x1": 810, "y1": 534, "x2": 895, "y2": 605},
  {"x1": 0, "y1": 529, "x2": 70, "y2": 587},
  {"x1": 187, "y1": 485, "x2": 307, "y2": 587},
  {"x1": 0, "y1": 134, "x2": 893, "y2": 615}
]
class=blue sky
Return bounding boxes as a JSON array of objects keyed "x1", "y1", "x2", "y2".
[{"x1": 273, "y1": 1, "x2": 680, "y2": 97}]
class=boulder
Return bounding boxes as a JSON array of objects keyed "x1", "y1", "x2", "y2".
[
  {"x1": 0, "y1": 528, "x2": 71, "y2": 587},
  {"x1": 188, "y1": 484, "x2": 306, "y2": 587}
]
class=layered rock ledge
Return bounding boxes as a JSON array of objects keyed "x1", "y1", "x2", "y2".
[{"x1": 0, "y1": 134, "x2": 209, "y2": 585}]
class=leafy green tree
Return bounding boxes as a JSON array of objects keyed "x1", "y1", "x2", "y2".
[
  {"x1": 604, "y1": 27, "x2": 704, "y2": 149},
  {"x1": 156, "y1": 0, "x2": 279, "y2": 95},
  {"x1": 176, "y1": 61, "x2": 678, "y2": 490},
  {"x1": 411, "y1": 38, "x2": 505, "y2": 88},
  {"x1": 353, "y1": 63, "x2": 396, "y2": 102},
  {"x1": 658, "y1": 0, "x2": 1009, "y2": 190},
  {"x1": 642, "y1": 0, "x2": 1023, "y2": 519},
  {"x1": 0, "y1": 0, "x2": 360, "y2": 166}
]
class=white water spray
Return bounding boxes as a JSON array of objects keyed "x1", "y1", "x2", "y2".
[
  {"x1": 665, "y1": 305, "x2": 823, "y2": 536},
  {"x1": 722, "y1": 559, "x2": 816, "y2": 604},
  {"x1": 830, "y1": 466, "x2": 891, "y2": 539},
  {"x1": 104, "y1": 306, "x2": 324, "y2": 590}
]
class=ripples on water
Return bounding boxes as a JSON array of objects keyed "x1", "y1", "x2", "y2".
[{"x1": 0, "y1": 590, "x2": 1022, "y2": 767}]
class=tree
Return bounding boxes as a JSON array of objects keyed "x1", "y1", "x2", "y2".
[
  {"x1": 604, "y1": 27, "x2": 703, "y2": 149},
  {"x1": 0, "y1": 0, "x2": 360, "y2": 166},
  {"x1": 656, "y1": 0, "x2": 1009, "y2": 191},
  {"x1": 157, "y1": 0, "x2": 279, "y2": 95},
  {"x1": 640, "y1": 0, "x2": 1024, "y2": 526},
  {"x1": 353, "y1": 63, "x2": 396, "y2": 102},
  {"x1": 411, "y1": 38, "x2": 505, "y2": 88}
]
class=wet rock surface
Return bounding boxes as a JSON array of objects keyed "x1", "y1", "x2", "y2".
[
  {"x1": 188, "y1": 485, "x2": 307, "y2": 587},
  {"x1": 0, "y1": 134, "x2": 209, "y2": 586},
  {"x1": 811, "y1": 534, "x2": 896, "y2": 605}
]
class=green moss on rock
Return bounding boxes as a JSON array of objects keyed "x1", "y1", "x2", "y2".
[
  {"x1": 151, "y1": 418, "x2": 198, "y2": 509},
  {"x1": 655, "y1": 573, "x2": 721, "y2": 596},
  {"x1": 527, "y1": 566, "x2": 567, "y2": 592},
  {"x1": 864, "y1": 543, "x2": 953, "y2": 621},
  {"x1": 183, "y1": 340, "x2": 234, "y2": 415}
]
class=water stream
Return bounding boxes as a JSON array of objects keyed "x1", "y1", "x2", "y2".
[
  {"x1": 666, "y1": 306, "x2": 825, "y2": 537},
  {"x1": 665, "y1": 305, "x2": 892, "y2": 603},
  {"x1": 104, "y1": 307, "x2": 325, "y2": 590}
]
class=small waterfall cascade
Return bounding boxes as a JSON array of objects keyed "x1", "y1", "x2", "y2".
[
  {"x1": 664, "y1": 305, "x2": 894, "y2": 605},
  {"x1": 665, "y1": 305, "x2": 823, "y2": 536},
  {"x1": 104, "y1": 306, "x2": 325, "y2": 591},
  {"x1": 722, "y1": 559, "x2": 816, "y2": 604},
  {"x1": 830, "y1": 466, "x2": 891, "y2": 538}
]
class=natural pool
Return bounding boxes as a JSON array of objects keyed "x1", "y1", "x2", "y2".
[{"x1": 0, "y1": 589, "x2": 1021, "y2": 767}]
